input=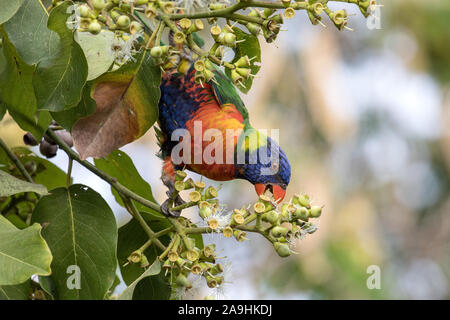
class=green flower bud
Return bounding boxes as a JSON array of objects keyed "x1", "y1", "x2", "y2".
[
  {"x1": 199, "y1": 205, "x2": 212, "y2": 219},
  {"x1": 203, "y1": 69, "x2": 215, "y2": 82},
  {"x1": 79, "y1": 5, "x2": 91, "y2": 18},
  {"x1": 188, "y1": 19, "x2": 204, "y2": 33},
  {"x1": 262, "y1": 210, "x2": 279, "y2": 224},
  {"x1": 236, "y1": 67, "x2": 251, "y2": 79},
  {"x1": 302, "y1": 222, "x2": 317, "y2": 234},
  {"x1": 150, "y1": 46, "x2": 163, "y2": 58},
  {"x1": 293, "y1": 193, "x2": 311, "y2": 208},
  {"x1": 274, "y1": 242, "x2": 291, "y2": 257},
  {"x1": 209, "y1": 263, "x2": 223, "y2": 275},
  {"x1": 175, "y1": 170, "x2": 187, "y2": 181},
  {"x1": 281, "y1": 0, "x2": 291, "y2": 7},
  {"x1": 263, "y1": 8, "x2": 276, "y2": 19},
  {"x1": 93, "y1": 0, "x2": 107, "y2": 11},
  {"x1": 271, "y1": 226, "x2": 288, "y2": 238},
  {"x1": 88, "y1": 20, "x2": 102, "y2": 34},
  {"x1": 246, "y1": 22, "x2": 261, "y2": 36},
  {"x1": 209, "y1": 3, "x2": 227, "y2": 10},
  {"x1": 271, "y1": 13, "x2": 284, "y2": 24},
  {"x1": 234, "y1": 56, "x2": 251, "y2": 68},
  {"x1": 309, "y1": 205, "x2": 323, "y2": 218},
  {"x1": 140, "y1": 254, "x2": 149, "y2": 268},
  {"x1": 294, "y1": 205, "x2": 309, "y2": 221},
  {"x1": 176, "y1": 273, "x2": 192, "y2": 288},
  {"x1": 223, "y1": 33, "x2": 236, "y2": 47},
  {"x1": 162, "y1": 259, "x2": 173, "y2": 270},
  {"x1": 116, "y1": 15, "x2": 130, "y2": 29},
  {"x1": 160, "y1": 1, "x2": 175, "y2": 14}
]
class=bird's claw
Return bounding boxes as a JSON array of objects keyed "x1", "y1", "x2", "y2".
[{"x1": 161, "y1": 199, "x2": 181, "y2": 217}]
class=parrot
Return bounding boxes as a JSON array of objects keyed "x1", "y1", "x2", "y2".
[{"x1": 156, "y1": 65, "x2": 291, "y2": 216}]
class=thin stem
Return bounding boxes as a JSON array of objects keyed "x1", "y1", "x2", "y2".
[
  {"x1": 171, "y1": 201, "x2": 197, "y2": 212},
  {"x1": 66, "y1": 158, "x2": 73, "y2": 187},
  {"x1": 0, "y1": 138, "x2": 34, "y2": 183},
  {"x1": 121, "y1": 195, "x2": 167, "y2": 251}
]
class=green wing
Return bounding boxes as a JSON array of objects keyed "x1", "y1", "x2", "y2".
[{"x1": 211, "y1": 66, "x2": 252, "y2": 129}]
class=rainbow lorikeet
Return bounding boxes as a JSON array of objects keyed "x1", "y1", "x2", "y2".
[{"x1": 157, "y1": 67, "x2": 291, "y2": 216}]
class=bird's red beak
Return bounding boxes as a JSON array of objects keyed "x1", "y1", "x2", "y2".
[{"x1": 255, "y1": 183, "x2": 286, "y2": 202}]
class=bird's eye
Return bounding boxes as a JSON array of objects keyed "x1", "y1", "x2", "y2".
[{"x1": 271, "y1": 162, "x2": 279, "y2": 172}]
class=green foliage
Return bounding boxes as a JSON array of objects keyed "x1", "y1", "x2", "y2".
[
  {"x1": 0, "y1": 215, "x2": 52, "y2": 286},
  {"x1": 33, "y1": 2, "x2": 88, "y2": 112},
  {"x1": 0, "y1": 0, "x2": 368, "y2": 300},
  {"x1": 31, "y1": 185, "x2": 117, "y2": 299},
  {"x1": 0, "y1": 170, "x2": 48, "y2": 197}
]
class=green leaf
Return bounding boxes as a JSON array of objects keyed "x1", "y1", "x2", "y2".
[
  {"x1": 0, "y1": 280, "x2": 30, "y2": 300},
  {"x1": 2, "y1": 0, "x2": 58, "y2": 66},
  {"x1": 72, "y1": 50, "x2": 161, "y2": 160},
  {"x1": 94, "y1": 150, "x2": 162, "y2": 217},
  {"x1": 118, "y1": 259, "x2": 164, "y2": 300},
  {"x1": 226, "y1": 27, "x2": 261, "y2": 94},
  {"x1": 0, "y1": 34, "x2": 52, "y2": 140},
  {"x1": 51, "y1": 81, "x2": 96, "y2": 131},
  {"x1": 0, "y1": 215, "x2": 52, "y2": 286},
  {"x1": 33, "y1": 2, "x2": 88, "y2": 112},
  {"x1": 31, "y1": 184, "x2": 118, "y2": 299},
  {"x1": 75, "y1": 30, "x2": 115, "y2": 81},
  {"x1": 0, "y1": 0, "x2": 22, "y2": 25},
  {"x1": 0, "y1": 170, "x2": 48, "y2": 197},
  {"x1": 117, "y1": 217, "x2": 171, "y2": 300}
]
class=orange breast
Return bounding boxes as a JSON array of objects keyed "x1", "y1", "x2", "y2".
[{"x1": 184, "y1": 103, "x2": 245, "y2": 181}]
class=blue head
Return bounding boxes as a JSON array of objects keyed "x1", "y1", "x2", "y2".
[{"x1": 235, "y1": 130, "x2": 291, "y2": 202}]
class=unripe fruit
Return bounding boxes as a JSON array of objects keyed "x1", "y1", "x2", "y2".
[
  {"x1": 274, "y1": 242, "x2": 291, "y2": 257},
  {"x1": 116, "y1": 15, "x2": 130, "y2": 29},
  {"x1": 199, "y1": 205, "x2": 212, "y2": 219},
  {"x1": 23, "y1": 132, "x2": 39, "y2": 146},
  {"x1": 55, "y1": 130, "x2": 73, "y2": 147},
  {"x1": 39, "y1": 140, "x2": 58, "y2": 158},
  {"x1": 88, "y1": 20, "x2": 102, "y2": 34}
]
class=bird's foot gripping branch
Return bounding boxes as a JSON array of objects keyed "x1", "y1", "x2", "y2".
[{"x1": 0, "y1": 0, "x2": 372, "y2": 300}]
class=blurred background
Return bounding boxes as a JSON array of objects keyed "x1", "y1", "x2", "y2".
[{"x1": 1, "y1": 0, "x2": 449, "y2": 299}]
